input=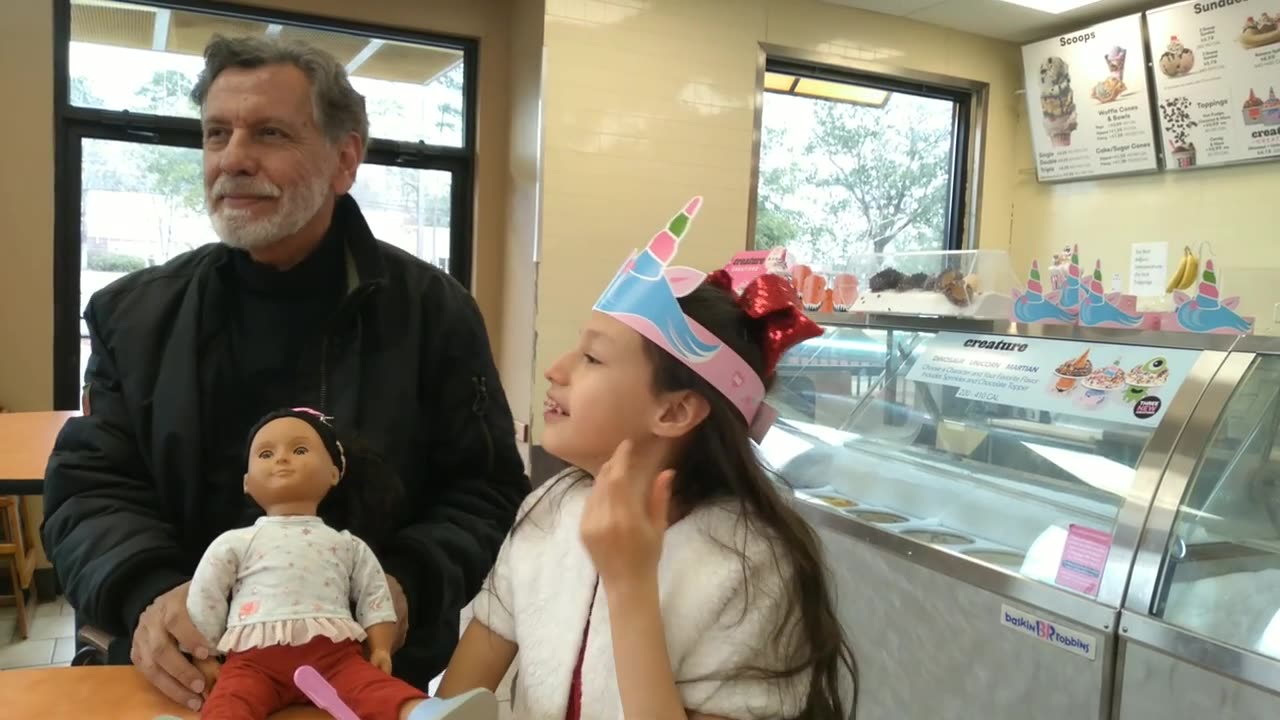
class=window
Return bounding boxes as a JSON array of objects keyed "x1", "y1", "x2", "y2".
[
  {"x1": 753, "y1": 60, "x2": 973, "y2": 268},
  {"x1": 55, "y1": 0, "x2": 477, "y2": 408}
]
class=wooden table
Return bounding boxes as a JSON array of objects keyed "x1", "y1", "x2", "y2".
[
  {"x1": 0, "y1": 666, "x2": 329, "y2": 718},
  {"x1": 0, "y1": 410, "x2": 78, "y2": 495}
]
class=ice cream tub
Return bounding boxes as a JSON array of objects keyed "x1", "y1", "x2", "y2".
[
  {"x1": 900, "y1": 529, "x2": 974, "y2": 546},
  {"x1": 846, "y1": 509, "x2": 910, "y2": 525},
  {"x1": 962, "y1": 549, "x2": 1027, "y2": 569}
]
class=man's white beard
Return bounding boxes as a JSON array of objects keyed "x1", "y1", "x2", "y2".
[{"x1": 207, "y1": 169, "x2": 332, "y2": 251}]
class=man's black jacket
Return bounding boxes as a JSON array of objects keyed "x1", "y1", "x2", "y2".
[{"x1": 41, "y1": 195, "x2": 529, "y2": 687}]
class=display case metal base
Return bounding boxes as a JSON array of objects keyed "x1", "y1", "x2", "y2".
[{"x1": 815, "y1": 523, "x2": 1117, "y2": 720}]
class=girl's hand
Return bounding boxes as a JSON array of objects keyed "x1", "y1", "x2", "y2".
[{"x1": 580, "y1": 440, "x2": 676, "y2": 588}]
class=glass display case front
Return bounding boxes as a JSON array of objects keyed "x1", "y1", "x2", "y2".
[
  {"x1": 763, "y1": 320, "x2": 1206, "y2": 602},
  {"x1": 1153, "y1": 354, "x2": 1280, "y2": 659}
]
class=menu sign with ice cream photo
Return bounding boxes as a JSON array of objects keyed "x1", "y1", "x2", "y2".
[
  {"x1": 905, "y1": 333, "x2": 1201, "y2": 427},
  {"x1": 1021, "y1": 14, "x2": 1161, "y2": 182},
  {"x1": 1146, "y1": 0, "x2": 1280, "y2": 169}
]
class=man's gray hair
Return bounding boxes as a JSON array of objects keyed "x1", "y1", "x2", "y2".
[{"x1": 190, "y1": 34, "x2": 369, "y2": 160}]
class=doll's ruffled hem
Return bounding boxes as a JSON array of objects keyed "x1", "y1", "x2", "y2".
[{"x1": 217, "y1": 617, "x2": 368, "y2": 653}]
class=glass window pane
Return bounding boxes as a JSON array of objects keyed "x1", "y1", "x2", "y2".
[
  {"x1": 1155, "y1": 356, "x2": 1280, "y2": 658},
  {"x1": 80, "y1": 138, "x2": 217, "y2": 379},
  {"x1": 755, "y1": 80, "x2": 959, "y2": 266},
  {"x1": 349, "y1": 166, "x2": 453, "y2": 272},
  {"x1": 68, "y1": 0, "x2": 466, "y2": 146}
]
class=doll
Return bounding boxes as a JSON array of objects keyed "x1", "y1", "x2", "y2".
[{"x1": 186, "y1": 407, "x2": 491, "y2": 720}]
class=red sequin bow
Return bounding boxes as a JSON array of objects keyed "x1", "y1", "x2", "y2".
[{"x1": 705, "y1": 270, "x2": 822, "y2": 376}]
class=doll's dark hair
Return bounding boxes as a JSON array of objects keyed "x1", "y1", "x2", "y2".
[
  {"x1": 245, "y1": 408, "x2": 405, "y2": 552},
  {"x1": 504, "y1": 281, "x2": 857, "y2": 718}
]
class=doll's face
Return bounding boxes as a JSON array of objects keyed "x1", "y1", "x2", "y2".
[{"x1": 244, "y1": 417, "x2": 340, "y2": 512}]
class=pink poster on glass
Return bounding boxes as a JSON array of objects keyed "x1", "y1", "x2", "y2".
[
  {"x1": 1055, "y1": 525, "x2": 1113, "y2": 598},
  {"x1": 723, "y1": 248, "x2": 788, "y2": 293}
]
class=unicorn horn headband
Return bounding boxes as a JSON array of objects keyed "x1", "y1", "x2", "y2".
[{"x1": 593, "y1": 197, "x2": 805, "y2": 440}]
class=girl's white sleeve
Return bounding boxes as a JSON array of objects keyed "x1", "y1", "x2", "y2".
[
  {"x1": 348, "y1": 534, "x2": 398, "y2": 628},
  {"x1": 677, "y1": 556, "x2": 813, "y2": 719},
  {"x1": 467, "y1": 472, "x2": 576, "y2": 643},
  {"x1": 185, "y1": 531, "x2": 241, "y2": 650}
]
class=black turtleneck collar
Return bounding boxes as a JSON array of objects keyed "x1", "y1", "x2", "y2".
[{"x1": 230, "y1": 207, "x2": 346, "y2": 298}]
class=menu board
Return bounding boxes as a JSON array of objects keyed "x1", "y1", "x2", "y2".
[
  {"x1": 1147, "y1": 1, "x2": 1280, "y2": 170},
  {"x1": 1021, "y1": 14, "x2": 1161, "y2": 182}
]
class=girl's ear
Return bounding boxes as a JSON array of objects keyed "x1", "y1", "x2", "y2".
[
  {"x1": 650, "y1": 390, "x2": 710, "y2": 439},
  {"x1": 242, "y1": 473, "x2": 250, "y2": 493},
  {"x1": 330, "y1": 465, "x2": 340, "y2": 486}
]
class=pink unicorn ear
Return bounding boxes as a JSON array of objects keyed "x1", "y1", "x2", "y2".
[
  {"x1": 1223, "y1": 296, "x2": 1241, "y2": 310},
  {"x1": 1173, "y1": 290, "x2": 1191, "y2": 306},
  {"x1": 664, "y1": 266, "x2": 706, "y2": 297}
]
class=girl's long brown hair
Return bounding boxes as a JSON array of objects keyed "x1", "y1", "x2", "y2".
[{"x1": 645, "y1": 282, "x2": 857, "y2": 719}]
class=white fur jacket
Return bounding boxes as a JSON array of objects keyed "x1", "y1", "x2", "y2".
[{"x1": 466, "y1": 469, "x2": 810, "y2": 720}]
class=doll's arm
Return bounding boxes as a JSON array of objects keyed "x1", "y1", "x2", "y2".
[
  {"x1": 349, "y1": 536, "x2": 399, "y2": 673},
  {"x1": 349, "y1": 536, "x2": 398, "y2": 629},
  {"x1": 185, "y1": 532, "x2": 241, "y2": 650}
]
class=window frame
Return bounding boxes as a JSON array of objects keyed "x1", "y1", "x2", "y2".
[
  {"x1": 53, "y1": 0, "x2": 479, "y2": 410},
  {"x1": 752, "y1": 55, "x2": 980, "y2": 257}
]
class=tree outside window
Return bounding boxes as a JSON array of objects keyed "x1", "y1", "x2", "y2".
[{"x1": 755, "y1": 74, "x2": 964, "y2": 270}]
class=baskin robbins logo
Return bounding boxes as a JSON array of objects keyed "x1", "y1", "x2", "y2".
[{"x1": 1000, "y1": 604, "x2": 1097, "y2": 660}]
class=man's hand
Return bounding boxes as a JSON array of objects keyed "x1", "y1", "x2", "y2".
[
  {"x1": 193, "y1": 656, "x2": 221, "y2": 695},
  {"x1": 130, "y1": 582, "x2": 211, "y2": 711},
  {"x1": 386, "y1": 574, "x2": 409, "y2": 652}
]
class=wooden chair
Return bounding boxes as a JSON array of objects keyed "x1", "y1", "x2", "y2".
[{"x1": 0, "y1": 496, "x2": 37, "y2": 639}]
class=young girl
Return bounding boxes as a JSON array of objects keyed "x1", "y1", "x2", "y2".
[{"x1": 437, "y1": 198, "x2": 856, "y2": 719}]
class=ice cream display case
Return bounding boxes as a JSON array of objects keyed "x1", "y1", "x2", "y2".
[
  {"x1": 758, "y1": 312, "x2": 1280, "y2": 719},
  {"x1": 1115, "y1": 338, "x2": 1280, "y2": 719}
]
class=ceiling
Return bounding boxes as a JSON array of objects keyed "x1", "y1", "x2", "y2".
[{"x1": 819, "y1": 0, "x2": 1164, "y2": 43}]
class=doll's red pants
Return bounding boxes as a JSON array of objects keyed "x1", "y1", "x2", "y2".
[{"x1": 201, "y1": 637, "x2": 426, "y2": 720}]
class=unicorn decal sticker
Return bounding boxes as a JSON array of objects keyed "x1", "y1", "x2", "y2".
[
  {"x1": 1079, "y1": 260, "x2": 1146, "y2": 329},
  {"x1": 1011, "y1": 259, "x2": 1076, "y2": 324},
  {"x1": 1165, "y1": 259, "x2": 1253, "y2": 334}
]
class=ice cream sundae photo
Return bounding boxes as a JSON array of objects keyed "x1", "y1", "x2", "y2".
[
  {"x1": 1244, "y1": 89, "x2": 1266, "y2": 125},
  {"x1": 1264, "y1": 88, "x2": 1280, "y2": 125},
  {"x1": 1053, "y1": 349, "x2": 1092, "y2": 394},
  {"x1": 1241, "y1": 14, "x2": 1280, "y2": 50},
  {"x1": 1159, "y1": 96, "x2": 1198, "y2": 168},
  {"x1": 1159, "y1": 36, "x2": 1196, "y2": 78},
  {"x1": 1091, "y1": 46, "x2": 1128, "y2": 104},
  {"x1": 1039, "y1": 56, "x2": 1078, "y2": 146},
  {"x1": 1075, "y1": 358, "x2": 1126, "y2": 410}
]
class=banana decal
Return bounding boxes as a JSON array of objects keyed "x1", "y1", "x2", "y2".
[{"x1": 1164, "y1": 246, "x2": 1200, "y2": 294}]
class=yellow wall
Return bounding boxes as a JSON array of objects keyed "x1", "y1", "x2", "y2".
[
  {"x1": 0, "y1": 2, "x2": 55, "y2": 414},
  {"x1": 1009, "y1": 101, "x2": 1280, "y2": 335},
  {"x1": 0, "y1": 0, "x2": 518, "y2": 413},
  {"x1": 498, "y1": 0, "x2": 545, "y2": 462},
  {"x1": 530, "y1": 0, "x2": 1024, "y2": 439}
]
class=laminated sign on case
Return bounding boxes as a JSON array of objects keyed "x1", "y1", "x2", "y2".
[{"x1": 905, "y1": 332, "x2": 1201, "y2": 427}]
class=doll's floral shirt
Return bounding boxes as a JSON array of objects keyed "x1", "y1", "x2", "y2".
[{"x1": 187, "y1": 515, "x2": 397, "y2": 653}]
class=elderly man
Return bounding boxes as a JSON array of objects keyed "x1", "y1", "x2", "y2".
[{"x1": 42, "y1": 35, "x2": 528, "y2": 712}]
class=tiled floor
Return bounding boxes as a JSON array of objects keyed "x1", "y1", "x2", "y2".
[{"x1": 0, "y1": 597, "x2": 77, "y2": 670}]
